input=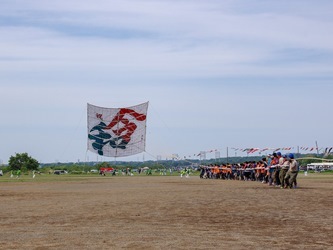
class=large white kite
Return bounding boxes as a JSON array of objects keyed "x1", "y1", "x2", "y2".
[{"x1": 87, "y1": 102, "x2": 148, "y2": 157}]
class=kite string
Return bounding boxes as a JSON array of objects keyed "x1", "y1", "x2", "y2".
[
  {"x1": 148, "y1": 103, "x2": 172, "y2": 131},
  {"x1": 145, "y1": 103, "x2": 177, "y2": 159},
  {"x1": 296, "y1": 157, "x2": 333, "y2": 162},
  {"x1": 58, "y1": 107, "x2": 86, "y2": 163},
  {"x1": 144, "y1": 150, "x2": 158, "y2": 161}
]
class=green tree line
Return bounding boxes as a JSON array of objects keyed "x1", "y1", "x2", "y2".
[{"x1": 1, "y1": 152, "x2": 332, "y2": 174}]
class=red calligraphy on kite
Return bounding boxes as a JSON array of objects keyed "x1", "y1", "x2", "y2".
[{"x1": 105, "y1": 108, "x2": 147, "y2": 143}]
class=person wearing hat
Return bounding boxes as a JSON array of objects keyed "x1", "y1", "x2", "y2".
[
  {"x1": 284, "y1": 153, "x2": 299, "y2": 188},
  {"x1": 279, "y1": 155, "x2": 290, "y2": 188}
]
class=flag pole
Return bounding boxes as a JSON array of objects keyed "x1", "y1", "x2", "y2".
[{"x1": 316, "y1": 141, "x2": 319, "y2": 156}]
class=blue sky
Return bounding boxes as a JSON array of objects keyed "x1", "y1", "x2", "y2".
[{"x1": 1, "y1": 0, "x2": 332, "y2": 164}]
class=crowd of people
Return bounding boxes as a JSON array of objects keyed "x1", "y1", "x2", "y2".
[{"x1": 199, "y1": 152, "x2": 299, "y2": 189}]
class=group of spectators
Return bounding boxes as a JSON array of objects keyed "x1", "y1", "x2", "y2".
[{"x1": 199, "y1": 152, "x2": 299, "y2": 189}]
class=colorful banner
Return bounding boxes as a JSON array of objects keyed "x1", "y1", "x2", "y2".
[{"x1": 87, "y1": 102, "x2": 148, "y2": 157}]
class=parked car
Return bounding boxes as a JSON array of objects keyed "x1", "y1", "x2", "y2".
[{"x1": 53, "y1": 170, "x2": 68, "y2": 175}]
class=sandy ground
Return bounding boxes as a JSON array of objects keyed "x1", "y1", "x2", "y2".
[{"x1": 0, "y1": 174, "x2": 332, "y2": 250}]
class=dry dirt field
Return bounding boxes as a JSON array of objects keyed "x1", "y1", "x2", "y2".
[{"x1": 0, "y1": 174, "x2": 332, "y2": 250}]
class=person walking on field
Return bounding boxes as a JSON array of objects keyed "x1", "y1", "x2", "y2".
[
  {"x1": 16, "y1": 169, "x2": 21, "y2": 178},
  {"x1": 284, "y1": 153, "x2": 299, "y2": 189}
]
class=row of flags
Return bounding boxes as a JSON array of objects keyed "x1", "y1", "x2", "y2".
[
  {"x1": 193, "y1": 146, "x2": 333, "y2": 158},
  {"x1": 231, "y1": 147, "x2": 293, "y2": 153},
  {"x1": 164, "y1": 146, "x2": 333, "y2": 161},
  {"x1": 324, "y1": 147, "x2": 333, "y2": 156}
]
